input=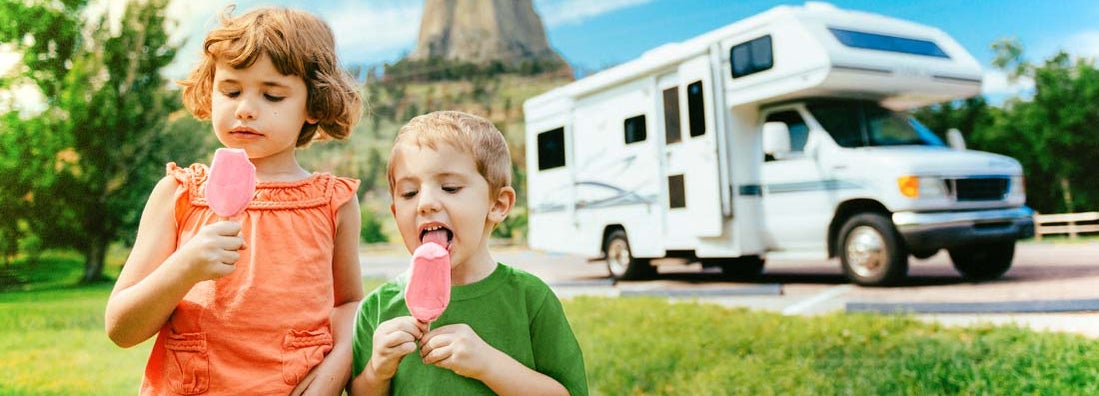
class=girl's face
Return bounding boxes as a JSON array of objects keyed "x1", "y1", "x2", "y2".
[
  {"x1": 210, "y1": 54, "x2": 315, "y2": 161},
  {"x1": 389, "y1": 142, "x2": 511, "y2": 284}
]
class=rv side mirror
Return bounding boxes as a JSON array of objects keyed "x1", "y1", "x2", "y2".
[
  {"x1": 763, "y1": 122, "x2": 791, "y2": 157},
  {"x1": 946, "y1": 128, "x2": 966, "y2": 150}
]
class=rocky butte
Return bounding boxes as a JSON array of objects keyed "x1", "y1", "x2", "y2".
[{"x1": 409, "y1": 0, "x2": 568, "y2": 70}]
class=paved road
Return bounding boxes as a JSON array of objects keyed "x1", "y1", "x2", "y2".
[{"x1": 360, "y1": 240, "x2": 1099, "y2": 338}]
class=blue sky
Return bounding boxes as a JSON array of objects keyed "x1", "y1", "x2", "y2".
[
  {"x1": 146, "y1": 0, "x2": 1099, "y2": 99},
  {"x1": 14, "y1": 0, "x2": 1099, "y2": 101}
]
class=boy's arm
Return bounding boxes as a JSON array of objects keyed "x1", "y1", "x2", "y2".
[
  {"x1": 350, "y1": 316, "x2": 427, "y2": 396},
  {"x1": 420, "y1": 324, "x2": 568, "y2": 396},
  {"x1": 105, "y1": 176, "x2": 241, "y2": 347},
  {"x1": 473, "y1": 346, "x2": 569, "y2": 396}
]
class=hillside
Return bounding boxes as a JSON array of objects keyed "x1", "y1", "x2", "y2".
[{"x1": 297, "y1": 72, "x2": 573, "y2": 240}]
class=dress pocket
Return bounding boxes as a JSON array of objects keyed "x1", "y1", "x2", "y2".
[
  {"x1": 281, "y1": 327, "x2": 334, "y2": 385},
  {"x1": 164, "y1": 331, "x2": 209, "y2": 395}
]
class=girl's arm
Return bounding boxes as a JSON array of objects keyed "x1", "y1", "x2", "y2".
[
  {"x1": 105, "y1": 176, "x2": 242, "y2": 347},
  {"x1": 293, "y1": 194, "x2": 365, "y2": 395}
]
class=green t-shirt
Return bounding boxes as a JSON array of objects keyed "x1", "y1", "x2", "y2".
[{"x1": 352, "y1": 263, "x2": 588, "y2": 395}]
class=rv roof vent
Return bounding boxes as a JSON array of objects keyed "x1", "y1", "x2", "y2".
[{"x1": 804, "y1": 1, "x2": 838, "y2": 11}]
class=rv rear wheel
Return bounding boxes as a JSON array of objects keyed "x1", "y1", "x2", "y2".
[
  {"x1": 948, "y1": 241, "x2": 1014, "y2": 281},
  {"x1": 604, "y1": 230, "x2": 654, "y2": 280},
  {"x1": 838, "y1": 213, "x2": 908, "y2": 286}
]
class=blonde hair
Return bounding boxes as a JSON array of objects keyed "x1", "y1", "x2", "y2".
[
  {"x1": 387, "y1": 111, "x2": 512, "y2": 195},
  {"x1": 178, "y1": 6, "x2": 362, "y2": 146}
]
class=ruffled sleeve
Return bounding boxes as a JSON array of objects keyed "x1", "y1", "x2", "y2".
[
  {"x1": 166, "y1": 163, "x2": 209, "y2": 223},
  {"x1": 330, "y1": 176, "x2": 361, "y2": 217}
]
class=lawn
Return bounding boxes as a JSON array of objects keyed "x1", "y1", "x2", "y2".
[{"x1": 2, "y1": 253, "x2": 1098, "y2": 395}]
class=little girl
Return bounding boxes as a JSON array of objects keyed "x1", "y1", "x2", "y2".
[{"x1": 105, "y1": 7, "x2": 364, "y2": 395}]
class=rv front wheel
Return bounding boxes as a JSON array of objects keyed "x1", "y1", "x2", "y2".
[
  {"x1": 838, "y1": 213, "x2": 908, "y2": 286},
  {"x1": 605, "y1": 230, "x2": 654, "y2": 280},
  {"x1": 948, "y1": 241, "x2": 1014, "y2": 281}
]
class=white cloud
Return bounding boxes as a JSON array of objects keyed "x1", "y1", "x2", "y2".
[
  {"x1": 18, "y1": 0, "x2": 652, "y2": 80},
  {"x1": 84, "y1": 0, "x2": 130, "y2": 35},
  {"x1": 0, "y1": 83, "x2": 47, "y2": 117},
  {"x1": 319, "y1": 1, "x2": 422, "y2": 66},
  {"x1": 1, "y1": 45, "x2": 46, "y2": 116},
  {"x1": 535, "y1": 0, "x2": 653, "y2": 27},
  {"x1": 1061, "y1": 30, "x2": 1099, "y2": 60},
  {"x1": 163, "y1": 0, "x2": 422, "y2": 78},
  {"x1": 163, "y1": 0, "x2": 250, "y2": 79},
  {"x1": 1, "y1": 47, "x2": 19, "y2": 75},
  {"x1": 981, "y1": 69, "x2": 1035, "y2": 97}
]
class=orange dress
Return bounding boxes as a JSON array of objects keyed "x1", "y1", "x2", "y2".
[{"x1": 140, "y1": 163, "x2": 359, "y2": 395}]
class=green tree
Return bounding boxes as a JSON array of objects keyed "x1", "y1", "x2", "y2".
[
  {"x1": 912, "y1": 97, "x2": 993, "y2": 142},
  {"x1": 0, "y1": 0, "x2": 88, "y2": 265},
  {"x1": 989, "y1": 38, "x2": 1099, "y2": 213},
  {"x1": 1, "y1": 0, "x2": 193, "y2": 283}
]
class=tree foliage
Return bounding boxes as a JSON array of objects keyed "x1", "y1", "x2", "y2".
[
  {"x1": 0, "y1": 0, "x2": 212, "y2": 282},
  {"x1": 915, "y1": 38, "x2": 1099, "y2": 214}
]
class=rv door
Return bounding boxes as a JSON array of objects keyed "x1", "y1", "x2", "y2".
[{"x1": 658, "y1": 55, "x2": 723, "y2": 244}]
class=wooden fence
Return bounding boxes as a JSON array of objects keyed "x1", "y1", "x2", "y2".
[{"x1": 1034, "y1": 212, "x2": 1099, "y2": 240}]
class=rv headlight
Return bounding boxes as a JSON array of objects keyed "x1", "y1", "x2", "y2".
[{"x1": 897, "y1": 176, "x2": 947, "y2": 199}]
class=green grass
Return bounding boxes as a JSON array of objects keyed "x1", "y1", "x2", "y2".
[
  {"x1": 3, "y1": 254, "x2": 1098, "y2": 395},
  {"x1": 566, "y1": 297, "x2": 1099, "y2": 395},
  {"x1": 0, "y1": 253, "x2": 150, "y2": 395}
]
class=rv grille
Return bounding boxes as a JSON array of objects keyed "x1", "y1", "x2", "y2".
[{"x1": 949, "y1": 177, "x2": 1009, "y2": 201}]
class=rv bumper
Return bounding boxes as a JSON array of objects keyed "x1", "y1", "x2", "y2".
[{"x1": 892, "y1": 206, "x2": 1035, "y2": 251}]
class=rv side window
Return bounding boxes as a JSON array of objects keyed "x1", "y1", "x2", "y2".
[
  {"x1": 687, "y1": 81, "x2": 706, "y2": 137},
  {"x1": 764, "y1": 110, "x2": 809, "y2": 159},
  {"x1": 668, "y1": 174, "x2": 686, "y2": 209},
  {"x1": 828, "y1": 28, "x2": 950, "y2": 58},
  {"x1": 662, "y1": 87, "x2": 681, "y2": 144},
  {"x1": 730, "y1": 35, "x2": 773, "y2": 78},
  {"x1": 624, "y1": 115, "x2": 647, "y2": 144},
  {"x1": 537, "y1": 127, "x2": 566, "y2": 170}
]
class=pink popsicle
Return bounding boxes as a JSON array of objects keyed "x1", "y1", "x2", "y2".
[
  {"x1": 206, "y1": 148, "x2": 256, "y2": 218},
  {"x1": 405, "y1": 231, "x2": 451, "y2": 323}
]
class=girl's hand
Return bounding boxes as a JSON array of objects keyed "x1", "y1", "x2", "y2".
[
  {"x1": 370, "y1": 316, "x2": 428, "y2": 380},
  {"x1": 419, "y1": 323, "x2": 496, "y2": 379},
  {"x1": 175, "y1": 220, "x2": 244, "y2": 283},
  {"x1": 289, "y1": 352, "x2": 342, "y2": 396}
]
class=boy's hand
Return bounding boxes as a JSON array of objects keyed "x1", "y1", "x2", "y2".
[
  {"x1": 176, "y1": 220, "x2": 244, "y2": 283},
  {"x1": 419, "y1": 323, "x2": 497, "y2": 379},
  {"x1": 370, "y1": 317, "x2": 428, "y2": 379}
]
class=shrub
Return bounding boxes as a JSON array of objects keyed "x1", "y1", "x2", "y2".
[{"x1": 360, "y1": 206, "x2": 388, "y2": 244}]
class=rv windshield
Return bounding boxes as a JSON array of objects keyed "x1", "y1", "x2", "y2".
[{"x1": 808, "y1": 101, "x2": 945, "y2": 148}]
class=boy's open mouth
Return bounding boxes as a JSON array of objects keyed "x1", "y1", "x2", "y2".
[{"x1": 420, "y1": 225, "x2": 453, "y2": 250}]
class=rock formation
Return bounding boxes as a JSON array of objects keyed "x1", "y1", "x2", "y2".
[{"x1": 409, "y1": 0, "x2": 567, "y2": 68}]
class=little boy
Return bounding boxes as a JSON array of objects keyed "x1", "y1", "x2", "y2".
[{"x1": 350, "y1": 111, "x2": 587, "y2": 395}]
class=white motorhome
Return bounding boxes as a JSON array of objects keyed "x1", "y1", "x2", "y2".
[{"x1": 522, "y1": 2, "x2": 1034, "y2": 286}]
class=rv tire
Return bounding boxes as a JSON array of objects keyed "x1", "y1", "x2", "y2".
[
  {"x1": 948, "y1": 241, "x2": 1014, "y2": 281},
  {"x1": 838, "y1": 213, "x2": 908, "y2": 286},
  {"x1": 604, "y1": 230, "x2": 655, "y2": 280}
]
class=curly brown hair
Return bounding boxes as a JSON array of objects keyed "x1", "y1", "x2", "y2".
[{"x1": 177, "y1": 6, "x2": 362, "y2": 146}]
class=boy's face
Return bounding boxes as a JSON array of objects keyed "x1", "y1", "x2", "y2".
[
  {"x1": 390, "y1": 141, "x2": 512, "y2": 278},
  {"x1": 210, "y1": 54, "x2": 316, "y2": 160}
]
